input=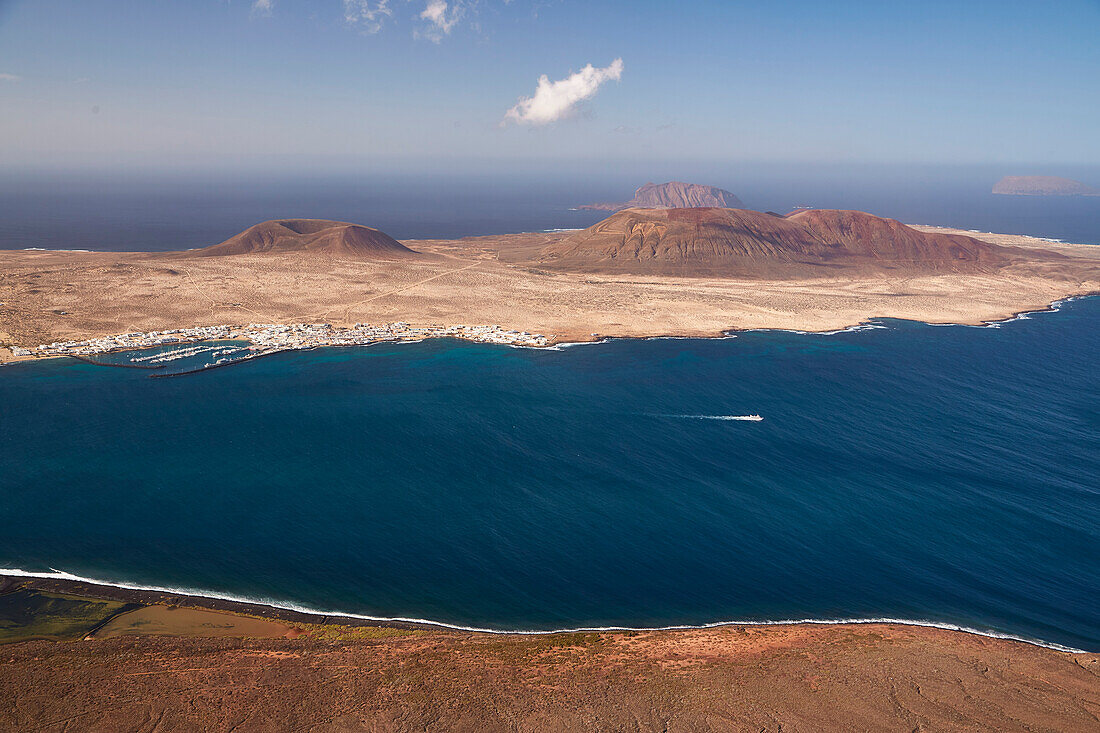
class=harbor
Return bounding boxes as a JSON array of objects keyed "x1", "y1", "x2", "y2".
[{"x1": 10, "y1": 322, "x2": 552, "y2": 375}]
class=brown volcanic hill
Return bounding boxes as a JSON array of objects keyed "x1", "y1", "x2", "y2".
[
  {"x1": 538, "y1": 207, "x2": 1007, "y2": 277},
  {"x1": 579, "y1": 181, "x2": 743, "y2": 211},
  {"x1": 992, "y1": 176, "x2": 1099, "y2": 196},
  {"x1": 197, "y1": 219, "x2": 418, "y2": 258}
]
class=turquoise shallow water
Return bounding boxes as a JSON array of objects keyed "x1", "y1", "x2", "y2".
[{"x1": 1, "y1": 298, "x2": 1098, "y2": 650}]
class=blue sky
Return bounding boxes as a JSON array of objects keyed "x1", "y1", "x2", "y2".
[{"x1": 1, "y1": 0, "x2": 1098, "y2": 171}]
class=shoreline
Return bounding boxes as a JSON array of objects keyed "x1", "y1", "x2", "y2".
[
  {"x1": 3, "y1": 293, "x2": 1096, "y2": 369},
  {"x1": 5, "y1": 582, "x2": 1097, "y2": 733},
  {"x1": 907, "y1": 223, "x2": 1098, "y2": 247},
  {"x1": 1, "y1": 569, "x2": 1089, "y2": 653}
]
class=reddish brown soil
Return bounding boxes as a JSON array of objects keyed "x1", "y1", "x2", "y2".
[{"x1": 2, "y1": 623, "x2": 1098, "y2": 731}]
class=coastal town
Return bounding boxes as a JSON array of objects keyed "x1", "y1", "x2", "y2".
[{"x1": 10, "y1": 322, "x2": 552, "y2": 367}]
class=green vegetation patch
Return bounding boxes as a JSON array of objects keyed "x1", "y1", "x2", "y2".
[
  {"x1": 0, "y1": 588, "x2": 129, "y2": 643},
  {"x1": 301, "y1": 623, "x2": 422, "y2": 641}
]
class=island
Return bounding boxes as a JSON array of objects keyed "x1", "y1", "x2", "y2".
[
  {"x1": 578, "y1": 180, "x2": 743, "y2": 210},
  {"x1": 2, "y1": 209, "x2": 1099, "y2": 365},
  {"x1": 992, "y1": 175, "x2": 1100, "y2": 196}
]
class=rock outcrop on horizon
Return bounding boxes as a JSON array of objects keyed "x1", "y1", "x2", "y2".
[
  {"x1": 992, "y1": 176, "x2": 1099, "y2": 196},
  {"x1": 538, "y1": 207, "x2": 1007, "y2": 277},
  {"x1": 579, "y1": 182, "x2": 743, "y2": 211},
  {"x1": 197, "y1": 219, "x2": 418, "y2": 258}
]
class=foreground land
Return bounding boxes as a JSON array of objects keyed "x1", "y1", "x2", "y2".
[
  {"x1": 1, "y1": 226, "x2": 1098, "y2": 362},
  {"x1": 1, "y1": 577, "x2": 1097, "y2": 732}
]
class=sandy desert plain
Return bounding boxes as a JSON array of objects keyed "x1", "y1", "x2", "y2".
[{"x1": 1, "y1": 219, "x2": 1098, "y2": 362}]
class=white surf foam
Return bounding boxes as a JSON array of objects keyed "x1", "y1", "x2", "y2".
[
  {"x1": 544, "y1": 339, "x2": 609, "y2": 350},
  {"x1": 1, "y1": 567, "x2": 1085, "y2": 652},
  {"x1": 22, "y1": 247, "x2": 93, "y2": 253},
  {"x1": 548, "y1": 333, "x2": 739, "y2": 351},
  {"x1": 929, "y1": 296, "x2": 1089, "y2": 329},
  {"x1": 752, "y1": 322, "x2": 889, "y2": 336},
  {"x1": 750, "y1": 296, "x2": 1093, "y2": 335}
]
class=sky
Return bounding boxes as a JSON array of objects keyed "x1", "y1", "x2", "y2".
[{"x1": 0, "y1": 0, "x2": 1098, "y2": 173}]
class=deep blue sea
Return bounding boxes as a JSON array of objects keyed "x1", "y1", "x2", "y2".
[{"x1": 1, "y1": 298, "x2": 1097, "y2": 651}]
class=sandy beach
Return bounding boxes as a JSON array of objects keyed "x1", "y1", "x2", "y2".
[{"x1": 1, "y1": 227, "x2": 1098, "y2": 364}]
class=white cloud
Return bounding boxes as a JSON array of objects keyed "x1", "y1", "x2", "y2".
[
  {"x1": 344, "y1": 0, "x2": 393, "y2": 33},
  {"x1": 504, "y1": 58, "x2": 623, "y2": 126},
  {"x1": 337, "y1": 0, "x2": 479, "y2": 41},
  {"x1": 416, "y1": 0, "x2": 463, "y2": 42},
  {"x1": 0, "y1": 73, "x2": 21, "y2": 82},
  {"x1": 250, "y1": 0, "x2": 273, "y2": 17}
]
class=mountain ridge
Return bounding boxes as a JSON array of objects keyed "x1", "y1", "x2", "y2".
[{"x1": 538, "y1": 207, "x2": 1009, "y2": 277}]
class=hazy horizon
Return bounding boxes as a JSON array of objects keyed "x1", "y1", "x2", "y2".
[{"x1": 5, "y1": 162, "x2": 1100, "y2": 251}]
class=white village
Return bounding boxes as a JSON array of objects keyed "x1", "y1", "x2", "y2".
[{"x1": 12, "y1": 322, "x2": 551, "y2": 373}]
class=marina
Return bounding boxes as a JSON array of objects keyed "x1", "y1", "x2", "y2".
[{"x1": 11, "y1": 322, "x2": 552, "y2": 375}]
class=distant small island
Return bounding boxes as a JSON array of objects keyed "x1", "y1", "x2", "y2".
[
  {"x1": 992, "y1": 176, "x2": 1099, "y2": 196},
  {"x1": 579, "y1": 181, "x2": 743, "y2": 210}
]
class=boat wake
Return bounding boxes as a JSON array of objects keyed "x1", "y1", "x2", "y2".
[{"x1": 669, "y1": 414, "x2": 763, "y2": 422}]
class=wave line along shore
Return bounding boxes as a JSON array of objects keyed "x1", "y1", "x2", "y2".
[{"x1": 1, "y1": 567, "x2": 1087, "y2": 653}]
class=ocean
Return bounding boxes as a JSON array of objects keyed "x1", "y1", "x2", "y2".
[
  {"x1": 2, "y1": 166, "x2": 1100, "y2": 251},
  {"x1": 1, "y1": 297, "x2": 1097, "y2": 651}
]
